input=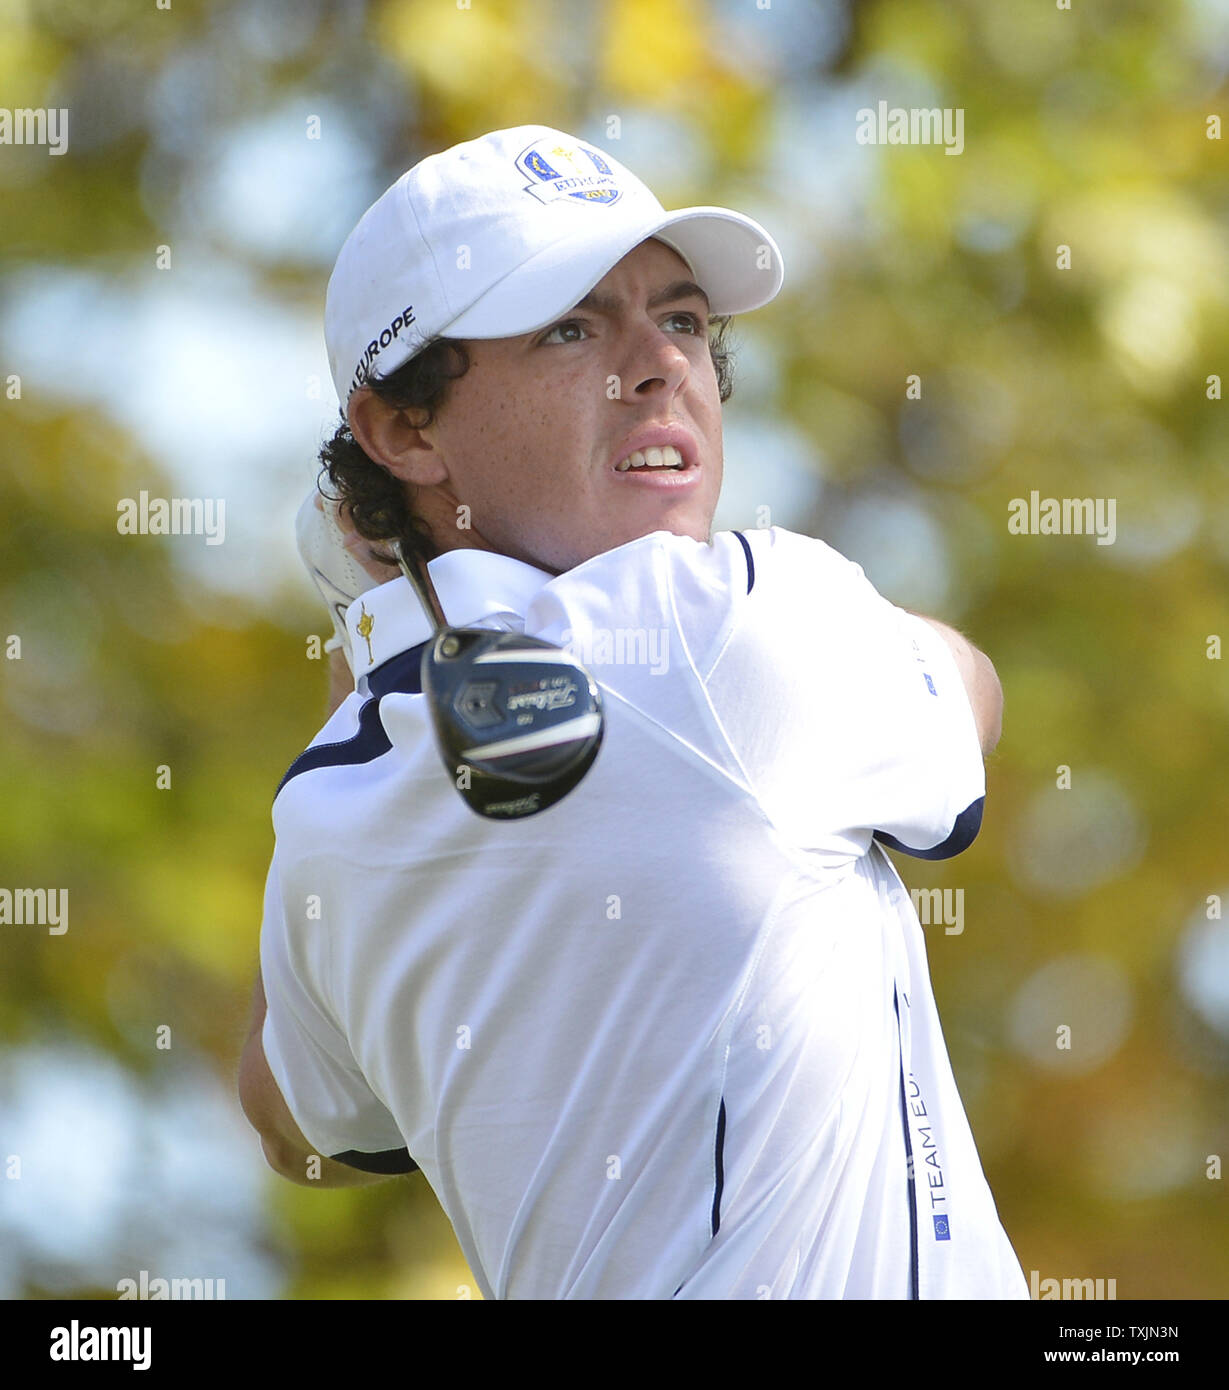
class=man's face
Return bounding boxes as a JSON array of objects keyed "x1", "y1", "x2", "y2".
[{"x1": 414, "y1": 237, "x2": 724, "y2": 574}]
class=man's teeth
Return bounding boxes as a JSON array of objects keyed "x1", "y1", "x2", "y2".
[{"x1": 615, "y1": 445, "x2": 685, "y2": 472}]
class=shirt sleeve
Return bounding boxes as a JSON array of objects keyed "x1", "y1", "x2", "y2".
[
  {"x1": 862, "y1": 604, "x2": 987, "y2": 859},
  {"x1": 702, "y1": 527, "x2": 987, "y2": 859},
  {"x1": 258, "y1": 856, "x2": 414, "y2": 1165}
]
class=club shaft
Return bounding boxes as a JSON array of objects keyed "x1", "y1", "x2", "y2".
[{"x1": 393, "y1": 541, "x2": 449, "y2": 633}]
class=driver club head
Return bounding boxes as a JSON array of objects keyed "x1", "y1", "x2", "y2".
[
  {"x1": 420, "y1": 627, "x2": 605, "y2": 820},
  {"x1": 391, "y1": 540, "x2": 604, "y2": 820}
]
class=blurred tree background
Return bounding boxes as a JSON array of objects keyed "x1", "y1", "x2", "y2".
[{"x1": 0, "y1": 0, "x2": 1226, "y2": 1300}]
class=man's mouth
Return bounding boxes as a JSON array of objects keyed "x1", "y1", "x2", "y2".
[{"x1": 614, "y1": 445, "x2": 686, "y2": 473}]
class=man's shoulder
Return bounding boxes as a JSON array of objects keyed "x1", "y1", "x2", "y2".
[
  {"x1": 272, "y1": 689, "x2": 378, "y2": 818},
  {"x1": 555, "y1": 528, "x2": 867, "y2": 615},
  {"x1": 732, "y1": 525, "x2": 857, "y2": 566},
  {"x1": 708, "y1": 527, "x2": 871, "y2": 601},
  {"x1": 568, "y1": 525, "x2": 848, "y2": 577}
]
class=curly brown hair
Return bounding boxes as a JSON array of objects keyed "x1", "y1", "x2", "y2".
[{"x1": 317, "y1": 315, "x2": 737, "y2": 573}]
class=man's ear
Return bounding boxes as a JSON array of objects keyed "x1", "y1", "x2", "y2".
[{"x1": 348, "y1": 387, "x2": 449, "y2": 486}]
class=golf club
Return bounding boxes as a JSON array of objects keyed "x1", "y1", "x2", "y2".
[{"x1": 392, "y1": 541, "x2": 605, "y2": 820}]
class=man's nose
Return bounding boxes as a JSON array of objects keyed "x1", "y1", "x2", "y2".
[{"x1": 624, "y1": 322, "x2": 690, "y2": 399}]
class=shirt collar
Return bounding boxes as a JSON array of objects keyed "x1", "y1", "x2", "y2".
[{"x1": 343, "y1": 547, "x2": 557, "y2": 684}]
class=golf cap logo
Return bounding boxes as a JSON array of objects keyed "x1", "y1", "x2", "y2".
[{"x1": 516, "y1": 139, "x2": 622, "y2": 207}]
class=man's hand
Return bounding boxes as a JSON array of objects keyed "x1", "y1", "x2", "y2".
[
  {"x1": 299, "y1": 491, "x2": 396, "y2": 715},
  {"x1": 907, "y1": 612, "x2": 1003, "y2": 756},
  {"x1": 325, "y1": 493, "x2": 400, "y2": 587},
  {"x1": 237, "y1": 971, "x2": 394, "y2": 1188}
]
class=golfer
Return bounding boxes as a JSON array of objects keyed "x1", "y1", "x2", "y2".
[{"x1": 239, "y1": 124, "x2": 1029, "y2": 1300}]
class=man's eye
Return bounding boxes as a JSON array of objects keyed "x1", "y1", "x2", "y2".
[
  {"x1": 665, "y1": 311, "x2": 703, "y2": 334},
  {"x1": 541, "y1": 320, "x2": 587, "y2": 344}
]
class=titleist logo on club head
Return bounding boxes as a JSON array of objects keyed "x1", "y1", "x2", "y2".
[{"x1": 506, "y1": 680, "x2": 578, "y2": 714}]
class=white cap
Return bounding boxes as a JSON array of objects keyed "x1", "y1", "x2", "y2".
[{"x1": 324, "y1": 124, "x2": 784, "y2": 412}]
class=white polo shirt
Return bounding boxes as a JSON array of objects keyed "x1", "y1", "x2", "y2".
[{"x1": 259, "y1": 525, "x2": 1029, "y2": 1300}]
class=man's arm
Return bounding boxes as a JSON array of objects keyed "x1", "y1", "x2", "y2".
[
  {"x1": 237, "y1": 971, "x2": 394, "y2": 1188},
  {"x1": 906, "y1": 612, "x2": 1003, "y2": 756},
  {"x1": 254, "y1": 499, "x2": 397, "y2": 1185}
]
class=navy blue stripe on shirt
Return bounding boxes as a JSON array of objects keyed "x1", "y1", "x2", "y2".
[
  {"x1": 331, "y1": 1146, "x2": 419, "y2": 1175},
  {"x1": 874, "y1": 796, "x2": 984, "y2": 861},
  {"x1": 894, "y1": 986, "x2": 919, "y2": 1301},
  {"x1": 711, "y1": 1097, "x2": 727, "y2": 1237},
  {"x1": 275, "y1": 695, "x2": 391, "y2": 797},
  {"x1": 366, "y1": 641, "x2": 429, "y2": 699},
  {"x1": 276, "y1": 640, "x2": 430, "y2": 797},
  {"x1": 672, "y1": 1096, "x2": 729, "y2": 1296},
  {"x1": 732, "y1": 531, "x2": 755, "y2": 594}
]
